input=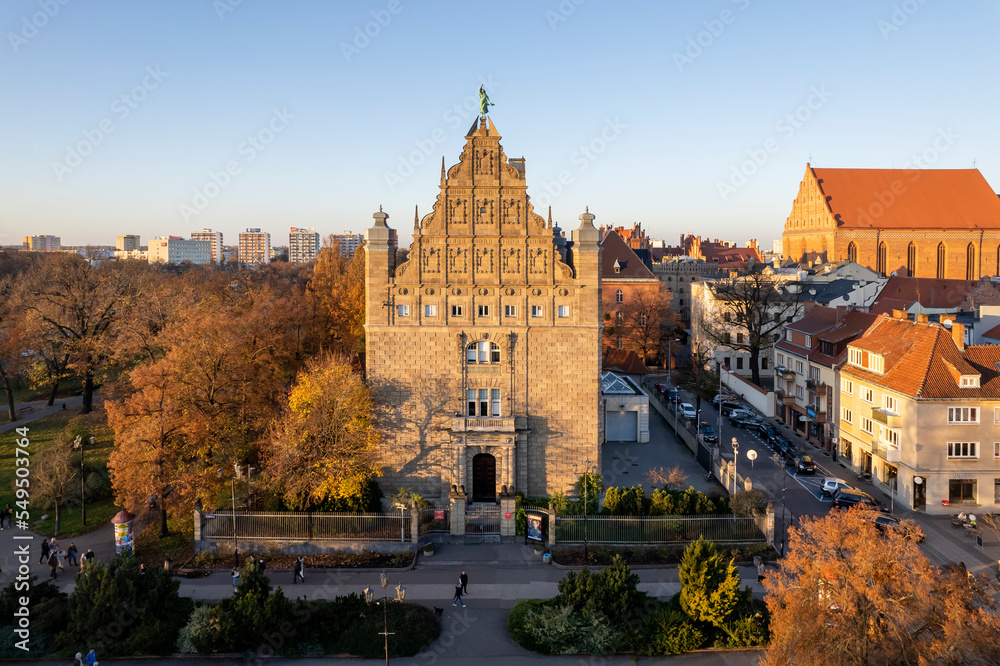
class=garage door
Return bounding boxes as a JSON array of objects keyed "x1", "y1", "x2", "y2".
[{"x1": 606, "y1": 411, "x2": 637, "y2": 442}]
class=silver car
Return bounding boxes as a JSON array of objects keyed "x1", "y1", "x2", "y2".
[
  {"x1": 680, "y1": 403, "x2": 697, "y2": 419},
  {"x1": 821, "y1": 477, "x2": 854, "y2": 498}
]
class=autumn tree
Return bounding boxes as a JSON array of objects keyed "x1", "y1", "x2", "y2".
[
  {"x1": 0, "y1": 275, "x2": 30, "y2": 421},
  {"x1": 763, "y1": 507, "x2": 1000, "y2": 665},
  {"x1": 263, "y1": 353, "x2": 380, "y2": 510},
  {"x1": 603, "y1": 282, "x2": 678, "y2": 365},
  {"x1": 698, "y1": 268, "x2": 802, "y2": 385},
  {"x1": 32, "y1": 438, "x2": 78, "y2": 536},
  {"x1": 306, "y1": 240, "x2": 365, "y2": 354}
]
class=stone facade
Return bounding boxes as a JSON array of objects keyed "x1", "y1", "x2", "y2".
[{"x1": 364, "y1": 117, "x2": 602, "y2": 501}]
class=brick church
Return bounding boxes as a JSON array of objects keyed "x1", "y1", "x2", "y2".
[
  {"x1": 782, "y1": 164, "x2": 1000, "y2": 279},
  {"x1": 364, "y1": 116, "x2": 603, "y2": 501}
]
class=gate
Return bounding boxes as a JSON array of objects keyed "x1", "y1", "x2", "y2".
[{"x1": 465, "y1": 504, "x2": 501, "y2": 543}]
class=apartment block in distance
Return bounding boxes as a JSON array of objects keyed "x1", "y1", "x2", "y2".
[
  {"x1": 22, "y1": 235, "x2": 61, "y2": 251},
  {"x1": 190, "y1": 229, "x2": 224, "y2": 264},
  {"x1": 238, "y1": 228, "x2": 271, "y2": 267},
  {"x1": 116, "y1": 234, "x2": 141, "y2": 252},
  {"x1": 330, "y1": 230, "x2": 363, "y2": 258},
  {"x1": 289, "y1": 226, "x2": 321, "y2": 264},
  {"x1": 148, "y1": 236, "x2": 211, "y2": 265}
]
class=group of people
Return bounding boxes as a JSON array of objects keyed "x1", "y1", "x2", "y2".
[
  {"x1": 0, "y1": 503, "x2": 13, "y2": 529},
  {"x1": 74, "y1": 648, "x2": 98, "y2": 665},
  {"x1": 39, "y1": 537, "x2": 94, "y2": 580}
]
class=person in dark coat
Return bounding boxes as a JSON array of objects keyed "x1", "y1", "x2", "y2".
[
  {"x1": 460, "y1": 571, "x2": 469, "y2": 595},
  {"x1": 452, "y1": 578, "x2": 466, "y2": 607},
  {"x1": 293, "y1": 557, "x2": 304, "y2": 583},
  {"x1": 47, "y1": 551, "x2": 58, "y2": 580},
  {"x1": 67, "y1": 543, "x2": 78, "y2": 567},
  {"x1": 39, "y1": 538, "x2": 50, "y2": 564}
]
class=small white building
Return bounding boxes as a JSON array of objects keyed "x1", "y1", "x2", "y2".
[{"x1": 601, "y1": 372, "x2": 650, "y2": 443}]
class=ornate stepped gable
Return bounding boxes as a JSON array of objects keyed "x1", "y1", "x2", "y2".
[{"x1": 395, "y1": 116, "x2": 575, "y2": 286}]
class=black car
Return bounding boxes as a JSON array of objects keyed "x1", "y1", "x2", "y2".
[
  {"x1": 831, "y1": 488, "x2": 888, "y2": 512},
  {"x1": 750, "y1": 422, "x2": 777, "y2": 442},
  {"x1": 667, "y1": 388, "x2": 679, "y2": 402},
  {"x1": 869, "y1": 514, "x2": 925, "y2": 542},
  {"x1": 730, "y1": 414, "x2": 761, "y2": 429},
  {"x1": 792, "y1": 455, "x2": 817, "y2": 474},
  {"x1": 772, "y1": 435, "x2": 793, "y2": 454},
  {"x1": 699, "y1": 422, "x2": 718, "y2": 443}
]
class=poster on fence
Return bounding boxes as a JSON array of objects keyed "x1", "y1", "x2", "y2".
[
  {"x1": 526, "y1": 513, "x2": 543, "y2": 542},
  {"x1": 434, "y1": 510, "x2": 444, "y2": 520}
]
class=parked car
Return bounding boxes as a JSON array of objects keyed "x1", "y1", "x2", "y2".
[
  {"x1": 712, "y1": 393, "x2": 736, "y2": 405},
  {"x1": 821, "y1": 477, "x2": 854, "y2": 497},
  {"x1": 654, "y1": 382, "x2": 669, "y2": 395},
  {"x1": 772, "y1": 435, "x2": 793, "y2": 454},
  {"x1": 727, "y1": 407, "x2": 752, "y2": 420},
  {"x1": 680, "y1": 403, "x2": 697, "y2": 419},
  {"x1": 667, "y1": 388, "x2": 679, "y2": 402},
  {"x1": 730, "y1": 413, "x2": 760, "y2": 429},
  {"x1": 699, "y1": 422, "x2": 718, "y2": 443},
  {"x1": 831, "y1": 488, "x2": 888, "y2": 512},
  {"x1": 750, "y1": 423, "x2": 777, "y2": 442},
  {"x1": 720, "y1": 402, "x2": 743, "y2": 417},
  {"x1": 868, "y1": 514, "x2": 925, "y2": 542},
  {"x1": 793, "y1": 455, "x2": 817, "y2": 474}
]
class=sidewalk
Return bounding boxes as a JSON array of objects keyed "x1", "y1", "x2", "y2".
[{"x1": 0, "y1": 393, "x2": 86, "y2": 434}]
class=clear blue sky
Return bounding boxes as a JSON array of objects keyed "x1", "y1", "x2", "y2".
[{"x1": 2, "y1": 1, "x2": 997, "y2": 250}]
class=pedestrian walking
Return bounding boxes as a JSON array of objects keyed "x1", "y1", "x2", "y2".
[
  {"x1": 82, "y1": 548, "x2": 95, "y2": 571},
  {"x1": 39, "y1": 538, "x2": 50, "y2": 564},
  {"x1": 47, "y1": 551, "x2": 58, "y2": 580},
  {"x1": 85, "y1": 648, "x2": 97, "y2": 665},
  {"x1": 56, "y1": 549, "x2": 65, "y2": 571},
  {"x1": 293, "y1": 557, "x2": 304, "y2": 584},
  {"x1": 50, "y1": 536, "x2": 60, "y2": 552},
  {"x1": 67, "y1": 543, "x2": 78, "y2": 567},
  {"x1": 4, "y1": 503, "x2": 11, "y2": 528},
  {"x1": 232, "y1": 567, "x2": 241, "y2": 591},
  {"x1": 452, "y1": 578, "x2": 466, "y2": 608},
  {"x1": 460, "y1": 570, "x2": 468, "y2": 595},
  {"x1": 757, "y1": 558, "x2": 766, "y2": 584},
  {"x1": 258, "y1": 558, "x2": 266, "y2": 573}
]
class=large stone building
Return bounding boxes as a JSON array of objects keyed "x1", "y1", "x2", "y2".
[
  {"x1": 364, "y1": 117, "x2": 603, "y2": 501},
  {"x1": 782, "y1": 165, "x2": 1000, "y2": 279}
]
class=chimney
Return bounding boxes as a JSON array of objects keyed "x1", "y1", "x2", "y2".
[
  {"x1": 952, "y1": 322, "x2": 965, "y2": 352},
  {"x1": 836, "y1": 305, "x2": 848, "y2": 322},
  {"x1": 891, "y1": 309, "x2": 907, "y2": 319},
  {"x1": 916, "y1": 313, "x2": 929, "y2": 323}
]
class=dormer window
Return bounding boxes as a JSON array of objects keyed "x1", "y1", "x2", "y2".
[
  {"x1": 960, "y1": 375, "x2": 980, "y2": 388},
  {"x1": 848, "y1": 347, "x2": 884, "y2": 374},
  {"x1": 613, "y1": 259, "x2": 622, "y2": 273}
]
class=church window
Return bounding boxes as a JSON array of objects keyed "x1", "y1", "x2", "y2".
[
  {"x1": 937, "y1": 242, "x2": 946, "y2": 279},
  {"x1": 876, "y1": 242, "x2": 887, "y2": 275},
  {"x1": 616, "y1": 312, "x2": 623, "y2": 326},
  {"x1": 639, "y1": 313, "x2": 647, "y2": 326},
  {"x1": 967, "y1": 243, "x2": 976, "y2": 280},
  {"x1": 467, "y1": 341, "x2": 500, "y2": 364},
  {"x1": 907, "y1": 242, "x2": 917, "y2": 276},
  {"x1": 616, "y1": 289, "x2": 623, "y2": 303},
  {"x1": 847, "y1": 242, "x2": 857, "y2": 263}
]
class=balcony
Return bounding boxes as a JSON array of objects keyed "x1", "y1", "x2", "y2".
[
  {"x1": 806, "y1": 378, "x2": 829, "y2": 396},
  {"x1": 871, "y1": 407, "x2": 902, "y2": 429},
  {"x1": 779, "y1": 368, "x2": 796, "y2": 380},
  {"x1": 777, "y1": 390, "x2": 795, "y2": 405},
  {"x1": 872, "y1": 440, "x2": 901, "y2": 463},
  {"x1": 451, "y1": 416, "x2": 524, "y2": 433}
]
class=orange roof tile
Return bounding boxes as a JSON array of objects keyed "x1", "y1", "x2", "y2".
[
  {"x1": 870, "y1": 277, "x2": 977, "y2": 315},
  {"x1": 603, "y1": 348, "x2": 652, "y2": 375},
  {"x1": 811, "y1": 167, "x2": 1000, "y2": 229}
]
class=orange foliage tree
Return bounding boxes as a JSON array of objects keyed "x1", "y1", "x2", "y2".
[{"x1": 306, "y1": 240, "x2": 365, "y2": 354}]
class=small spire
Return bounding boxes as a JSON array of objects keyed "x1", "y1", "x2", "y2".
[
  {"x1": 440, "y1": 156, "x2": 446, "y2": 185},
  {"x1": 547, "y1": 205, "x2": 552, "y2": 228},
  {"x1": 586, "y1": 205, "x2": 589, "y2": 213},
  {"x1": 379, "y1": 204, "x2": 383, "y2": 212},
  {"x1": 414, "y1": 205, "x2": 420, "y2": 233}
]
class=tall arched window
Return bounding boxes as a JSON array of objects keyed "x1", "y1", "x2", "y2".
[
  {"x1": 876, "y1": 242, "x2": 887, "y2": 275},
  {"x1": 847, "y1": 242, "x2": 857, "y2": 263},
  {"x1": 466, "y1": 341, "x2": 500, "y2": 364},
  {"x1": 615, "y1": 289, "x2": 623, "y2": 303},
  {"x1": 907, "y1": 242, "x2": 917, "y2": 277},
  {"x1": 967, "y1": 242, "x2": 977, "y2": 280},
  {"x1": 937, "y1": 242, "x2": 946, "y2": 279}
]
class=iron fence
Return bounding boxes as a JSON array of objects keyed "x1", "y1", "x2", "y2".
[
  {"x1": 555, "y1": 514, "x2": 766, "y2": 545},
  {"x1": 418, "y1": 507, "x2": 450, "y2": 535},
  {"x1": 202, "y1": 510, "x2": 411, "y2": 543}
]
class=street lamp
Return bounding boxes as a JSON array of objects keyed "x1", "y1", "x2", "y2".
[
  {"x1": 731, "y1": 437, "x2": 739, "y2": 493},
  {"x1": 364, "y1": 572, "x2": 406, "y2": 666},
  {"x1": 772, "y1": 452, "x2": 787, "y2": 555},
  {"x1": 666, "y1": 337, "x2": 681, "y2": 383},
  {"x1": 572, "y1": 460, "x2": 592, "y2": 563},
  {"x1": 73, "y1": 435, "x2": 94, "y2": 526}
]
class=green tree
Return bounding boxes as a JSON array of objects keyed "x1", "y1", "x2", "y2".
[{"x1": 679, "y1": 537, "x2": 744, "y2": 635}]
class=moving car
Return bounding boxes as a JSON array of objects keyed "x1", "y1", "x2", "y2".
[
  {"x1": 821, "y1": 477, "x2": 854, "y2": 498},
  {"x1": 680, "y1": 403, "x2": 697, "y2": 419},
  {"x1": 699, "y1": 422, "x2": 718, "y2": 443},
  {"x1": 831, "y1": 488, "x2": 887, "y2": 512},
  {"x1": 793, "y1": 455, "x2": 817, "y2": 474},
  {"x1": 868, "y1": 514, "x2": 925, "y2": 542}
]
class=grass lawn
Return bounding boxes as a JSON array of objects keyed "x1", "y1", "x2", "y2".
[
  {"x1": 0, "y1": 379, "x2": 85, "y2": 425},
  {"x1": 0, "y1": 408, "x2": 118, "y2": 538}
]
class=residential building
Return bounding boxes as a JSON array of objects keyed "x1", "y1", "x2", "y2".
[
  {"x1": 838, "y1": 310, "x2": 1000, "y2": 514},
  {"x1": 289, "y1": 226, "x2": 321, "y2": 264},
  {"x1": 115, "y1": 234, "x2": 140, "y2": 252},
  {"x1": 650, "y1": 256, "x2": 718, "y2": 324},
  {"x1": 238, "y1": 228, "x2": 271, "y2": 267},
  {"x1": 22, "y1": 235, "x2": 61, "y2": 251},
  {"x1": 364, "y1": 116, "x2": 602, "y2": 501},
  {"x1": 147, "y1": 236, "x2": 211, "y2": 265},
  {"x1": 782, "y1": 165, "x2": 1000, "y2": 279},
  {"x1": 190, "y1": 229, "x2": 224, "y2": 264},
  {"x1": 330, "y1": 230, "x2": 364, "y2": 258}
]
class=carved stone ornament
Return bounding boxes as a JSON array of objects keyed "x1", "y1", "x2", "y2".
[{"x1": 398, "y1": 288, "x2": 408, "y2": 295}]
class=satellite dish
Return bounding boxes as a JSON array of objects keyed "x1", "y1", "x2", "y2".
[{"x1": 943, "y1": 319, "x2": 953, "y2": 328}]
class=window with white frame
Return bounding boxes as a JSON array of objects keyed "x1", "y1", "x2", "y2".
[
  {"x1": 777, "y1": 353, "x2": 784, "y2": 367},
  {"x1": 504, "y1": 305, "x2": 516, "y2": 317},
  {"x1": 842, "y1": 379, "x2": 854, "y2": 395},
  {"x1": 995, "y1": 407, "x2": 1000, "y2": 424},
  {"x1": 861, "y1": 387, "x2": 874, "y2": 404},
  {"x1": 861, "y1": 417, "x2": 874, "y2": 434},
  {"x1": 883, "y1": 395, "x2": 897, "y2": 414},
  {"x1": 478, "y1": 305, "x2": 489, "y2": 317},
  {"x1": 424, "y1": 304, "x2": 437, "y2": 317},
  {"x1": 809, "y1": 366, "x2": 820, "y2": 380},
  {"x1": 639, "y1": 313, "x2": 647, "y2": 326},
  {"x1": 842, "y1": 407, "x2": 853, "y2": 424},
  {"x1": 532, "y1": 305, "x2": 543, "y2": 318},
  {"x1": 466, "y1": 341, "x2": 500, "y2": 365},
  {"x1": 796, "y1": 361, "x2": 804, "y2": 374},
  {"x1": 615, "y1": 290, "x2": 623, "y2": 303},
  {"x1": 994, "y1": 442, "x2": 1000, "y2": 459},
  {"x1": 805, "y1": 335, "x2": 812, "y2": 347},
  {"x1": 796, "y1": 385, "x2": 804, "y2": 399},
  {"x1": 786, "y1": 330, "x2": 793, "y2": 341},
  {"x1": 947, "y1": 441, "x2": 978, "y2": 459},
  {"x1": 776, "y1": 377, "x2": 784, "y2": 391},
  {"x1": 880, "y1": 426, "x2": 899, "y2": 447},
  {"x1": 960, "y1": 375, "x2": 980, "y2": 388},
  {"x1": 397, "y1": 304, "x2": 410, "y2": 317},
  {"x1": 848, "y1": 347, "x2": 885, "y2": 373},
  {"x1": 467, "y1": 388, "x2": 502, "y2": 417},
  {"x1": 558, "y1": 305, "x2": 570, "y2": 318},
  {"x1": 948, "y1": 407, "x2": 979, "y2": 424},
  {"x1": 451, "y1": 305, "x2": 463, "y2": 317}
]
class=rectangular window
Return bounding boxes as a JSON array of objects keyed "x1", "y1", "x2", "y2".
[
  {"x1": 479, "y1": 388, "x2": 489, "y2": 417},
  {"x1": 467, "y1": 389, "x2": 476, "y2": 416},
  {"x1": 558, "y1": 305, "x2": 570, "y2": 318},
  {"x1": 478, "y1": 305, "x2": 489, "y2": 317},
  {"x1": 531, "y1": 305, "x2": 543, "y2": 318},
  {"x1": 777, "y1": 353, "x2": 784, "y2": 367},
  {"x1": 861, "y1": 387, "x2": 874, "y2": 404},
  {"x1": 397, "y1": 304, "x2": 409, "y2": 317},
  {"x1": 762, "y1": 357, "x2": 769, "y2": 370},
  {"x1": 947, "y1": 442, "x2": 978, "y2": 459},
  {"x1": 842, "y1": 379, "x2": 853, "y2": 396},
  {"x1": 842, "y1": 407, "x2": 853, "y2": 424},
  {"x1": 424, "y1": 304, "x2": 437, "y2": 317},
  {"x1": 796, "y1": 385, "x2": 804, "y2": 399},
  {"x1": 994, "y1": 442, "x2": 1000, "y2": 460},
  {"x1": 948, "y1": 407, "x2": 979, "y2": 424},
  {"x1": 736, "y1": 332, "x2": 744, "y2": 344},
  {"x1": 880, "y1": 426, "x2": 899, "y2": 447},
  {"x1": 504, "y1": 305, "x2": 516, "y2": 317},
  {"x1": 995, "y1": 407, "x2": 1000, "y2": 424},
  {"x1": 861, "y1": 417, "x2": 874, "y2": 435},
  {"x1": 786, "y1": 330, "x2": 793, "y2": 341},
  {"x1": 960, "y1": 375, "x2": 980, "y2": 387},
  {"x1": 883, "y1": 395, "x2": 897, "y2": 413},
  {"x1": 736, "y1": 358, "x2": 744, "y2": 370},
  {"x1": 451, "y1": 305, "x2": 463, "y2": 317},
  {"x1": 491, "y1": 389, "x2": 501, "y2": 416},
  {"x1": 776, "y1": 377, "x2": 783, "y2": 392},
  {"x1": 809, "y1": 366, "x2": 820, "y2": 380},
  {"x1": 949, "y1": 479, "x2": 976, "y2": 504},
  {"x1": 796, "y1": 361, "x2": 804, "y2": 374}
]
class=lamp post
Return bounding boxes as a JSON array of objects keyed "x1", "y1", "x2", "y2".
[
  {"x1": 572, "y1": 461, "x2": 592, "y2": 563},
  {"x1": 666, "y1": 337, "x2": 680, "y2": 384},
  {"x1": 364, "y1": 572, "x2": 406, "y2": 666},
  {"x1": 772, "y1": 452, "x2": 787, "y2": 555},
  {"x1": 73, "y1": 435, "x2": 92, "y2": 526},
  {"x1": 731, "y1": 437, "x2": 739, "y2": 493},
  {"x1": 717, "y1": 361, "x2": 724, "y2": 457}
]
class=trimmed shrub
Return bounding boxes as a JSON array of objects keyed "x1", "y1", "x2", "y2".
[
  {"x1": 522, "y1": 604, "x2": 622, "y2": 655},
  {"x1": 508, "y1": 599, "x2": 548, "y2": 652},
  {"x1": 637, "y1": 609, "x2": 705, "y2": 656}
]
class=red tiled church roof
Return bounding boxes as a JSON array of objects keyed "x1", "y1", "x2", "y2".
[{"x1": 812, "y1": 167, "x2": 1000, "y2": 229}]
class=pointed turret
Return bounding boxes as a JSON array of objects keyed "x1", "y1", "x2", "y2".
[
  {"x1": 414, "y1": 205, "x2": 420, "y2": 234},
  {"x1": 440, "y1": 156, "x2": 446, "y2": 186}
]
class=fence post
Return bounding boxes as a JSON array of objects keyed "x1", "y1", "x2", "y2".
[
  {"x1": 547, "y1": 503, "x2": 556, "y2": 549},
  {"x1": 499, "y1": 488, "x2": 515, "y2": 538},
  {"x1": 449, "y1": 485, "x2": 467, "y2": 536},
  {"x1": 193, "y1": 499, "x2": 202, "y2": 550},
  {"x1": 765, "y1": 502, "x2": 775, "y2": 546},
  {"x1": 410, "y1": 501, "x2": 419, "y2": 545}
]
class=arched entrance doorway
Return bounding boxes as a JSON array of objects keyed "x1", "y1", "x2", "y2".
[{"x1": 472, "y1": 453, "x2": 496, "y2": 502}]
